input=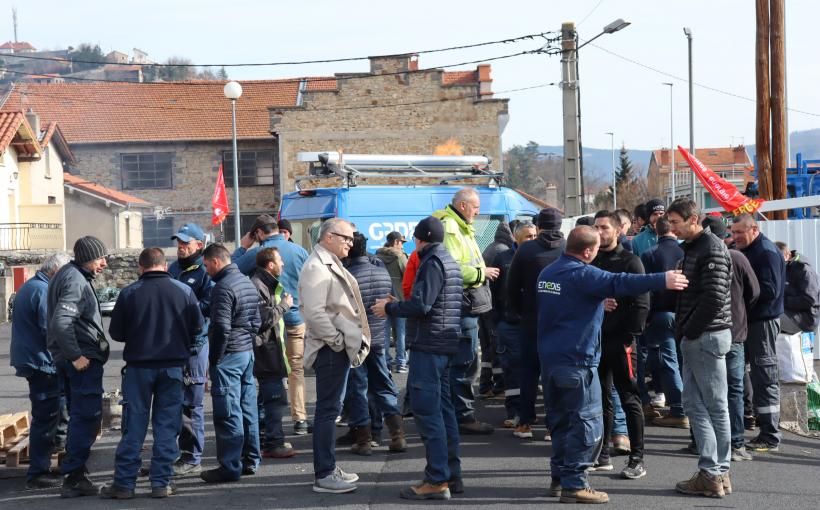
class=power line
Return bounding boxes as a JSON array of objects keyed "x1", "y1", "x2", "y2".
[
  {"x1": 577, "y1": 0, "x2": 605, "y2": 27},
  {"x1": 584, "y1": 40, "x2": 820, "y2": 118},
  {"x1": 0, "y1": 31, "x2": 556, "y2": 68}
]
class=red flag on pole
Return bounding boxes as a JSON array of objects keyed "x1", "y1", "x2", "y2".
[
  {"x1": 676, "y1": 146, "x2": 764, "y2": 216},
  {"x1": 212, "y1": 164, "x2": 230, "y2": 225}
]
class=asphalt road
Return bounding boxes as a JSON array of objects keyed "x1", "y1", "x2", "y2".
[{"x1": 1, "y1": 321, "x2": 819, "y2": 509}]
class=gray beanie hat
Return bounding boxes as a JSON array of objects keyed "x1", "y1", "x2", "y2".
[{"x1": 73, "y1": 236, "x2": 108, "y2": 264}]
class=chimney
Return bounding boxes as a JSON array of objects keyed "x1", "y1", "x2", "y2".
[
  {"x1": 25, "y1": 107, "x2": 40, "y2": 136},
  {"x1": 369, "y1": 53, "x2": 418, "y2": 75},
  {"x1": 477, "y1": 65, "x2": 493, "y2": 97}
]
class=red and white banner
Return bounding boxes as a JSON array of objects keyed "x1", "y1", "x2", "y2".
[
  {"x1": 212, "y1": 164, "x2": 230, "y2": 225},
  {"x1": 677, "y1": 146, "x2": 764, "y2": 216}
]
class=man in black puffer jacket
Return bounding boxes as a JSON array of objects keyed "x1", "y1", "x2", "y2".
[
  {"x1": 506, "y1": 207, "x2": 565, "y2": 439},
  {"x1": 667, "y1": 199, "x2": 733, "y2": 499},
  {"x1": 776, "y1": 242, "x2": 820, "y2": 335},
  {"x1": 374, "y1": 216, "x2": 463, "y2": 500},
  {"x1": 342, "y1": 233, "x2": 406, "y2": 456},
  {"x1": 200, "y1": 244, "x2": 262, "y2": 484}
]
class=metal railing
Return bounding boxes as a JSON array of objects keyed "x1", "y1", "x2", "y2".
[{"x1": 0, "y1": 223, "x2": 63, "y2": 250}]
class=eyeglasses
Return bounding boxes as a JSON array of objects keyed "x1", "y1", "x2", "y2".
[{"x1": 330, "y1": 232, "x2": 354, "y2": 245}]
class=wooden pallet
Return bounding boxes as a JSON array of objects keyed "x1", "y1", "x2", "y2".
[
  {"x1": 0, "y1": 412, "x2": 30, "y2": 449},
  {"x1": 2, "y1": 435, "x2": 29, "y2": 468}
]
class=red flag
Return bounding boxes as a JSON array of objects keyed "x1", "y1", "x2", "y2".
[
  {"x1": 676, "y1": 146, "x2": 764, "y2": 216},
  {"x1": 212, "y1": 164, "x2": 230, "y2": 226}
]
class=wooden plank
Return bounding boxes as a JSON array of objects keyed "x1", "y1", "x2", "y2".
[
  {"x1": 5, "y1": 436, "x2": 29, "y2": 468},
  {"x1": 0, "y1": 412, "x2": 30, "y2": 449}
]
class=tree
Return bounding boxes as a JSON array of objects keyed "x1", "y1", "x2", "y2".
[
  {"x1": 159, "y1": 56, "x2": 196, "y2": 81},
  {"x1": 504, "y1": 141, "x2": 540, "y2": 191},
  {"x1": 69, "y1": 43, "x2": 105, "y2": 71},
  {"x1": 217, "y1": 66, "x2": 229, "y2": 80},
  {"x1": 616, "y1": 143, "x2": 634, "y2": 186}
]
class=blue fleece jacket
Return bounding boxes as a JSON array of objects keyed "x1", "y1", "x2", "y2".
[
  {"x1": 232, "y1": 233, "x2": 309, "y2": 326},
  {"x1": 537, "y1": 254, "x2": 666, "y2": 368},
  {"x1": 10, "y1": 271, "x2": 54, "y2": 376}
]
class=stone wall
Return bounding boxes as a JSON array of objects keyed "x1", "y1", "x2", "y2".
[{"x1": 0, "y1": 249, "x2": 142, "y2": 289}]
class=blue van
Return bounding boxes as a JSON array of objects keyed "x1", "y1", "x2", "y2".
[{"x1": 279, "y1": 185, "x2": 540, "y2": 253}]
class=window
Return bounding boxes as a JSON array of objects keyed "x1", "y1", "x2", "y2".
[
  {"x1": 44, "y1": 147, "x2": 51, "y2": 178},
  {"x1": 222, "y1": 150, "x2": 274, "y2": 187},
  {"x1": 142, "y1": 217, "x2": 175, "y2": 247},
  {"x1": 48, "y1": 196, "x2": 56, "y2": 204},
  {"x1": 121, "y1": 153, "x2": 173, "y2": 190},
  {"x1": 222, "y1": 214, "x2": 262, "y2": 244}
]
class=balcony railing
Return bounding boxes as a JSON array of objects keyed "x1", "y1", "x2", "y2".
[{"x1": 0, "y1": 223, "x2": 64, "y2": 250}]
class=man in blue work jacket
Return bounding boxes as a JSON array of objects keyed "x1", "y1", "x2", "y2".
[
  {"x1": 168, "y1": 223, "x2": 214, "y2": 475},
  {"x1": 537, "y1": 226, "x2": 688, "y2": 504}
]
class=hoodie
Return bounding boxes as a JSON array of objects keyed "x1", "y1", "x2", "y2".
[
  {"x1": 375, "y1": 245, "x2": 408, "y2": 301},
  {"x1": 506, "y1": 230, "x2": 566, "y2": 322},
  {"x1": 482, "y1": 222, "x2": 514, "y2": 267}
]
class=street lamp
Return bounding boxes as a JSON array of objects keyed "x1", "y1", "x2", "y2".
[
  {"x1": 574, "y1": 18, "x2": 630, "y2": 214},
  {"x1": 662, "y1": 82, "x2": 675, "y2": 202},
  {"x1": 224, "y1": 80, "x2": 243, "y2": 246},
  {"x1": 683, "y1": 27, "x2": 696, "y2": 200},
  {"x1": 606, "y1": 132, "x2": 616, "y2": 209}
]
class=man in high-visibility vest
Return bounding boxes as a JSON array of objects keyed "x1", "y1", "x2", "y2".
[{"x1": 433, "y1": 188, "x2": 499, "y2": 434}]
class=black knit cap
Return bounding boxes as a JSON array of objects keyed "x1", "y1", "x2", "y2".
[
  {"x1": 537, "y1": 207, "x2": 563, "y2": 231},
  {"x1": 413, "y1": 216, "x2": 444, "y2": 243},
  {"x1": 646, "y1": 198, "x2": 666, "y2": 214},
  {"x1": 73, "y1": 236, "x2": 108, "y2": 264}
]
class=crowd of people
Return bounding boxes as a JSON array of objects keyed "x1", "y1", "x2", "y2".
[{"x1": 8, "y1": 187, "x2": 820, "y2": 503}]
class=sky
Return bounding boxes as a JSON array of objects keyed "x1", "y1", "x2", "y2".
[{"x1": 7, "y1": 0, "x2": 820, "y2": 153}]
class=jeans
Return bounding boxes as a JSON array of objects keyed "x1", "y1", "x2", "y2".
[
  {"x1": 518, "y1": 323, "x2": 541, "y2": 426},
  {"x1": 25, "y1": 370, "x2": 65, "y2": 480},
  {"x1": 597, "y1": 340, "x2": 644, "y2": 463},
  {"x1": 542, "y1": 364, "x2": 602, "y2": 490},
  {"x1": 725, "y1": 343, "x2": 746, "y2": 449},
  {"x1": 386, "y1": 317, "x2": 407, "y2": 368},
  {"x1": 681, "y1": 329, "x2": 732, "y2": 477},
  {"x1": 450, "y1": 315, "x2": 479, "y2": 423},
  {"x1": 179, "y1": 343, "x2": 208, "y2": 466},
  {"x1": 115, "y1": 366, "x2": 183, "y2": 490},
  {"x1": 312, "y1": 346, "x2": 350, "y2": 478},
  {"x1": 747, "y1": 319, "x2": 782, "y2": 445},
  {"x1": 611, "y1": 389, "x2": 627, "y2": 435},
  {"x1": 209, "y1": 350, "x2": 260, "y2": 480},
  {"x1": 346, "y1": 347, "x2": 400, "y2": 428},
  {"x1": 495, "y1": 320, "x2": 521, "y2": 420},
  {"x1": 258, "y1": 377, "x2": 288, "y2": 450},
  {"x1": 408, "y1": 350, "x2": 460, "y2": 484},
  {"x1": 60, "y1": 359, "x2": 104, "y2": 475},
  {"x1": 645, "y1": 312, "x2": 684, "y2": 417}
]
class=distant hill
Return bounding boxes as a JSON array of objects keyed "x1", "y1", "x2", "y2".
[
  {"x1": 537, "y1": 145, "x2": 654, "y2": 182},
  {"x1": 746, "y1": 128, "x2": 820, "y2": 165}
]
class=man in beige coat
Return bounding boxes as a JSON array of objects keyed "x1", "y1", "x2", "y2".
[{"x1": 299, "y1": 218, "x2": 371, "y2": 494}]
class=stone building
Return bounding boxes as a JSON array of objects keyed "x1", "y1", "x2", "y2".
[{"x1": 0, "y1": 54, "x2": 509, "y2": 246}]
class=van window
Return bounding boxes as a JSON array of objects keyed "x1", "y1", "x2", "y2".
[
  {"x1": 290, "y1": 218, "x2": 323, "y2": 249},
  {"x1": 473, "y1": 214, "x2": 506, "y2": 252}
]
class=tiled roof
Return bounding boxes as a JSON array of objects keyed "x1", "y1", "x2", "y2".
[
  {"x1": 0, "y1": 111, "x2": 41, "y2": 158},
  {"x1": 0, "y1": 41, "x2": 36, "y2": 51},
  {"x1": 40, "y1": 122, "x2": 77, "y2": 166},
  {"x1": 1, "y1": 80, "x2": 304, "y2": 143},
  {"x1": 304, "y1": 78, "x2": 338, "y2": 92},
  {"x1": 653, "y1": 146, "x2": 752, "y2": 170},
  {"x1": 63, "y1": 172, "x2": 150, "y2": 207},
  {"x1": 442, "y1": 71, "x2": 478, "y2": 86}
]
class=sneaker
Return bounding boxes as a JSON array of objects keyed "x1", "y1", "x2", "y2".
[
  {"x1": 137, "y1": 466, "x2": 149, "y2": 477},
  {"x1": 173, "y1": 460, "x2": 202, "y2": 476},
  {"x1": 612, "y1": 434, "x2": 631, "y2": 455},
  {"x1": 99, "y1": 482, "x2": 134, "y2": 499},
  {"x1": 503, "y1": 416, "x2": 519, "y2": 429},
  {"x1": 459, "y1": 419, "x2": 494, "y2": 435},
  {"x1": 643, "y1": 404, "x2": 662, "y2": 420},
  {"x1": 621, "y1": 459, "x2": 647, "y2": 480},
  {"x1": 675, "y1": 470, "x2": 725, "y2": 498},
  {"x1": 747, "y1": 439, "x2": 779, "y2": 453},
  {"x1": 722, "y1": 472, "x2": 732, "y2": 495},
  {"x1": 313, "y1": 468, "x2": 358, "y2": 494},
  {"x1": 396, "y1": 364, "x2": 408, "y2": 374},
  {"x1": 650, "y1": 393, "x2": 666, "y2": 408},
  {"x1": 294, "y1": 420, "x2": 312, "y2": 435},
  {"x1": 731, "y1": 446, "x2": 753, "y2": 461},
  {"x1": 744, "y1": 415, "x2": 756, "y2": 430},
  {"x1": 26, "y1": 474, "x2": 63, "y2": 489},
  {"x1": 559, "y1": 487, "x2": 609, "y2": 504},
  {"x1": 478, "y1": 388, "x2": 495, "y2": 399},
  {"x1": 513, "y1": 424, "x2": 533, "y2": 438},
  {"x1": 151, "y1": 483, "x2": 177, "y2": 498},
  {"x1": 549, "y1": 478, "x2": 562, "y2": 497},
  {"x1": 543, "y1": 429, "x2": 551, "y2": 441},
  {"x1": 335, "y1": 466, "x2": 359, "y2": 483},
  {"x1": 652, "y1": 415, "x2": 690, "y2": 429},
  {"x1": 399, "y1": 481, "x2": 451, "y2": 500},
  {"x1": 61, "y1": 472, "x2": 100, "y2": 498},
  {"x1": 587, "y1": 460, "x2": 613, "y2": 472},
  {"x1": 199, "y1": 468, "x2": 239, "y2": 484},
  {"x1": 242, "y1": 464, "x2": 257, "y2": 476},
  {"x1": 448, "y1": 477, "x2": 464, "y2": 494},
  {"x1": 263, "y1": 445, "x2": 296, "y2": 458}
]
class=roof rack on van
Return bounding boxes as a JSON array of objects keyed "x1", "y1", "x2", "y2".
[{"x1": 294, "y1": 152, "x2": 503, "y2": 190}]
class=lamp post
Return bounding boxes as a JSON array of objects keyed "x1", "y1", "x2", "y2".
[
  {"x1": 663, "y1": 82, "x2": 675, "y2": 202},
  {"x1": 224, "y1": 81, "x2": 243, "y2": 246},
  {"x1": 605, "y1": 132, "x2": 616, "y2": 209},
  {"x1": 683, "y1": 27, "x2": 696, "y2": 201}
]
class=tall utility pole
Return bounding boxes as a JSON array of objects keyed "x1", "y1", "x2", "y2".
[
  {"x1": 755, "y1": 0, "x2": 773, "y2": 205},
  {"x1": 684, "y1": 27, "x2": 696, "y2": 201},
  {"x1": 606, "y1": 132, "x2": 616, "y2": 209},
  {"x1": 12, "y1": 7, "x2": 18, "y2": 43},
  {"x1": 561, "y1": 22, "x2": 582, "y2": 217},
  {"x1": 663, "y1": 83, "x2": 675, "y2": 202},
  {"x1": 770, "y1": 0, "x2": 788, "y2": 220}
]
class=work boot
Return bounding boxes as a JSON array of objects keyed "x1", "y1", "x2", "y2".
[
  {"x1": 336, "y1": 426, "x2": 358, "y2": 446},
  {"x1": 61, "y1": 470, "x2": 99, "y2": 498},
  {"x1": 722, "y1": 472, "x2": 732, "y2": 495},
  {"x1": 675, "y1": 470, "x2": 725, "y2": 498},
  {"x1": 26, "y1": 474, "x2": 64, "y2": 489},
  {"x1": 653, "y1": 415, "x2": 690, "y2": 429},
  {"x1": 151, "y1": 483, "x2": 177, "y2": 498},
  {"x1": 448, "y1": 477, "x2": 464, "y2": 494},
  {"x1": 643, "y1": 404, "x2": 661, "y2": 421},
  {"x1": 99, "y1": 482, "x2": 134, "y2": 499},
  {"x1": 399, "y1": 481, "x2": 451, "y2": 500},
  {"x1": 612, "y1": 434, "x2": 631, "y2": 455},
  {"x1": 559, "y1": 487, "x2": 609, "y2": 504},
  {"x1": 459, "y1": 419, "x2": 494, "y2": 435},
  {"x1": 549, "y1": 478, "x2": 562, "y2": 497},
  {"x1": 350, "y1": 425, "x2": 372, "y2": 456},
  {"x1": 385, "y1": 415, "x2": 407, "y2": 453}
]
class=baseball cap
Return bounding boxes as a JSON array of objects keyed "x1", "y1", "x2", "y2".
[
  {"x1": 249, "y1": 214, "x2": 278, "y2": 234},
  {"x1": 386, "y1": 231, "x2": 407, "y2": 244},
  {"x1": 171, "y1": 223, "x2": 205, "y2": 243}
]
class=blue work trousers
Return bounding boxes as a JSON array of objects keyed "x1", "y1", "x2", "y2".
[
  {"x1": 179, "y1": 343, "x2": 208, "y2": 466},
  {"x1": 25, "y1": 370, "x2": 66, "y2": 480},
  {"x1": 59, "y1": 359, "x2": 104, "y2": 476},
  {"x1": 114, "y1": 366, "x2": 183, "y2": 490},
  {"x1": 312, "y1": 346, "x2": 350, "y2": 478},
  {"x1": 450, "y1": 315, "x2": 479, "y2": 423},
  {"x1": 409, "y1": 350, "x2": 461, "y2": 484},
  {"x1": 258, "y1": 377, "x2": 288, "y2": 450},
  {"x1": 495, "y1": 320, "x2": 521, "y2": 420},
  {"x1": 386, "y1": 317, "x2": 407, "y2": 368},
  {"x1": 518, "y1": 325, "x2": 541, "y2": 426}
]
